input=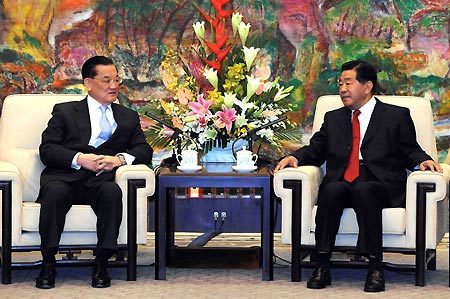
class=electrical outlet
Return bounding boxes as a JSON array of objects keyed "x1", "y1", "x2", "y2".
[
  {"x1": 213, "y1": 211, "x2": 219, "y2": 220},
  {"x1": 221, "y1": 211, "x2": 227, "y2": 221}
]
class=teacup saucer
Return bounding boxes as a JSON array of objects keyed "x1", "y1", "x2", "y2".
[
  {"x1": 177, "y1": 165, "x2": 202, "y2": 172},
  {"x1": 232, "y1": 165, "x2": 257, "y2": 173}
]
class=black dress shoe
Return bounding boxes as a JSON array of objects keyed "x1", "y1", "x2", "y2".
[
  {"x1": 307, "y1": 267, "x2": 332, "y2": 289},
  {"x1": 35, "y1": 262, "x2": 56, "y2": 289},
  {"x1": 364, "y1": 269, "x2": 385, "y2": 292},
  {"x1": 92, "y1": 260, "x2": 111, "y2": 288}
]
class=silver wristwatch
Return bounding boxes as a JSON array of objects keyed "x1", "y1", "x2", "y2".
[{"x1": 116, "y1": 154, "x2": 127, "y2": 166}]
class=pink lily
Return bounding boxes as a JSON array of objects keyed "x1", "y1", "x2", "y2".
[
  {"x1": 215, "y1": 105, "x2": 237, "y2": 131},
  {"x1": 198, "y1": 115, "x2": 209, "y2": 128},
  {"x1": 188, "y1": 94, "x2": 213, "y2": 118}
]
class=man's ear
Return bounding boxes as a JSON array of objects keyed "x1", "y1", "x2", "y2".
[
  {"x1": 84, "y1": 78, "x2": 92, "y2": 91},
  {"x1": 365, "y1": 81, "x2": 373, "y2": 94}
]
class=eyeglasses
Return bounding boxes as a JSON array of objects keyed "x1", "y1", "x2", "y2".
[{"x1": 91, "y1": 77, "x2": 123, "y2": 85}]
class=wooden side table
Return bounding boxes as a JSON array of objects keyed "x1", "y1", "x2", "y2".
[{"x1": 155, "y1": 163, "x2": 274, "y2": 281}]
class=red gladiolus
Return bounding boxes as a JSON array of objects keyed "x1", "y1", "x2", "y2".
[
  {"x1": 211, "y1": 0, "x2": 231, "y2": 11},
  {"x1": 216, "y1": 46, "x2": 232, "y2": 62},
  {"x1": 215, "y1": 21, "x2": 226, "y2": 36},
  {"x1": 197, "y1": 7, "x2": 219, "y2": 28},
  {"x1": 204, "y1": 40, "x2": 222, "y2": 56},
  {"x1": 217, "y1": 9, "x2": 234, "y2": 19},
  {"x1": 205, "y1": 60, "x2": 222, "y2": 72},
  {"x1": 196, "y1": 0, "x2": 235, "y2": 73}
]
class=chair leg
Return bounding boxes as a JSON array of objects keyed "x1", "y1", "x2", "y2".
[
  {"x1": 1, "y1": 181, "x2": 12, "y2": 284},
  {"x1": 126, "y1": 179, "x2": 146, "y2": 281},
  {"x1": 415, "y1": 182, "x2": 436, "y2": 286},
  {"x1": 283, "y1": 180, "x2": 302, "y2": 282},
  {"x1": 1, "y1": 245, "x2": 12, "y2": 284}
]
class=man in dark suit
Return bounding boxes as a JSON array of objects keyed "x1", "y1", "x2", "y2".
[
  {"x1": 35, "y1": 56, "x2": 153, "y2": 289},
  {"x1": 274, "y1": 60, "x2": 441, "y2": 292}
]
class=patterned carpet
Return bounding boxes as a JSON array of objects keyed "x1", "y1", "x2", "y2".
[{"x1": 1, "y1": 234, "x2": 449, "y2": 298}]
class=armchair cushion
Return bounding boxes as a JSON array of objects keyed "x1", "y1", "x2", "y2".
[
  {"x1": 22, "y1": 203, "x2": 97, "y2": 232},
  {"x1": 310, "y1": 207, "x2": 406, "y2": 235}
]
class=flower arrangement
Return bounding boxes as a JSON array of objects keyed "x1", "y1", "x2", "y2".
[{"x1": 145, "y1": 0, "x2": 296, "y2": 154}]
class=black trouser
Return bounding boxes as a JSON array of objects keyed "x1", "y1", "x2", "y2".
[
  {"x1": 315, "y1": 163, "x2": 390, "y2": 260},
  {"x1": 38, "y1": 178, "x2": 123, "y2": 261}
]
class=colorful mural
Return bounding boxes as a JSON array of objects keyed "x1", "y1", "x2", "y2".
[{"x1": 0, "y1": 0, "x2": 449, "y2": 161}]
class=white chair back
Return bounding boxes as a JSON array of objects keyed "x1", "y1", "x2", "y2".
[{"x1": 0, "y1": 94, "x2": 86, "y2": 201}]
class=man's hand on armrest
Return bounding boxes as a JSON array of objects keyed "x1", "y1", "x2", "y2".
[
  {"x1": 419, "y1": 160, "x2": 443, "y2": 172},
  {"x1": 274, "y1": 156, "x2": 299, "y2": 173}
]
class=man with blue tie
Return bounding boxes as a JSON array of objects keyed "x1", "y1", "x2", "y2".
[
  {"x1": 275, "y1": 60, "x2": 442, "y2": 292},
  {"x1": 35, "y1": 56, "x2": 153, "y2": 289}
]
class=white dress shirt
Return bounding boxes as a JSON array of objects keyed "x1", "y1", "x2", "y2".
[
  {"x1": 352, "y1": 96, "x2": 377, "y2": 159},
  {"x1": 87, "y1": 96, "x2": 118, "y2": 145}
]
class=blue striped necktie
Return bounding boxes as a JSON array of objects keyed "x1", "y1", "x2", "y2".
[{"x1": 95, "y1": 105, "x2": 112, "y2": 147}]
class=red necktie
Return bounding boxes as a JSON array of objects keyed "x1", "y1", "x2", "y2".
[{"x1": 344, "y1": 110, "x2": 361, "y2": 182}]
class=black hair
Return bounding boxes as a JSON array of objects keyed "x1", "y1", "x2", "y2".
[
  {"x1": 81, "y1": 56, "x2": 116, "y2": 80},
  {"x1": 341, "y1": 60, "x2": 378, "y2": 93}
]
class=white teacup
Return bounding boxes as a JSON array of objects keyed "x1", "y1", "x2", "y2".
[
  {"x1": 236, "y1": 147, "x2": 258, "y2": 167},
  {"x1": 176, "y1": 149, "x2": 198, "y2": 167}
]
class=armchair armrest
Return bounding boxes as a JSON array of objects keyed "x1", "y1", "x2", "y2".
[
  {"x1": 273, "y1": 166, "x2": 323, "y2": 244},
  {"x1": 404, "y1": 164, "x2": 450, "y2": 249},
  {"x1": 0, "y1": 161, "x2": 23, "y2": 246},
  {"x1": 115, "y1": 164, "x2": 155, "y2": 244}
]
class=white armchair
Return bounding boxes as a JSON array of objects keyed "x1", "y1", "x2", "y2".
[
  {"x1": 0, "y1": 94, "x2": 155, "y2": 284},
  {"x1": 274, "y1": 95, "x2": 450, "y2": 286}
]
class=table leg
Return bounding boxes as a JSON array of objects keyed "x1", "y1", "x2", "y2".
[
  {"x1": 262, "y1": 179, "x2": 274, "y2": 281},
  {"x1": 156, "y1": 184, "x2": 167, "y2": 280}
]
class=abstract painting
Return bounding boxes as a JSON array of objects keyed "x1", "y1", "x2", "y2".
[{"x1": 0, "y1": 0, "x2": 448, "y2": 161}]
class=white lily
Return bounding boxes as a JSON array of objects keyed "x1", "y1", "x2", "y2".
[
  {"x1": 232, "y1": 12, "x2": 243, "y2": 36},
  {"x1": 256, "y1": 128, "x2": 274, "y2": 140},
  {"x1": 235, "y1": 114, "x2": 248, "y2": 128},
  {"x1": 235, "y1": 98, "x2": 255, "y2": 113},
  {"x1": 274, "y1": 85, "x2": 294, "y2": 102},
  {"x1": 238, "y1": 22, "x2": 251, "y2": 46},
  {"x1": 223, "y1": 92, "x2": 237, "y2": 108},
  {"x1": 192, "y1": 21, "x2": 205, "y2": 40},
  {"x1": 245, "y1": 75, "x2": 261, "y2": 100},
  {"x1": 203, "y1": 67, "x2": 218, "y2": 90},
  {"x1": 242, "y1": 46, "x2": 260, "y2": 72}
]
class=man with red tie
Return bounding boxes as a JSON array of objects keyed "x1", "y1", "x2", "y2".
[
  {"x1": 35, "y1": 56, "x2": 153, "y2": 289},
  {"x1": 275, "y1": 60, "x2": 441, "y2": 292}
]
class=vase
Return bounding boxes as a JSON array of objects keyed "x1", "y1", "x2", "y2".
[{"x1": 200, "y1": 139, "x2": 248, "y2": 163}]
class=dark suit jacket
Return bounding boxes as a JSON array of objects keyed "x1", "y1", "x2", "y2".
[
  {"x1": 292, "y1": 98, "x2": 432, "y2": 207},
  {"x1": 38, "y1": 98, "x2": 153, "y2": 195}
]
